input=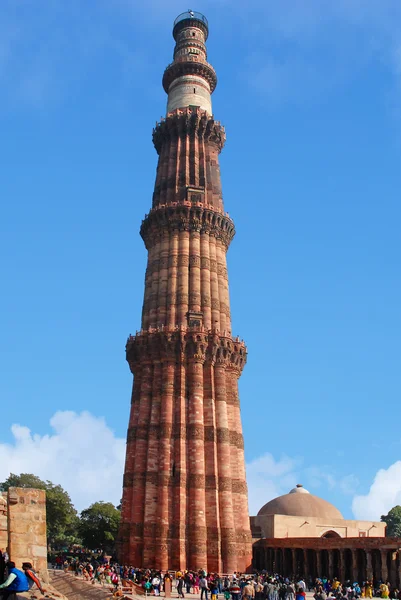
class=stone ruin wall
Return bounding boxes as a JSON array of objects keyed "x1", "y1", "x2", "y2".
[{"x1": 0, "y1": 487, "x2": 48, "y2": 583}]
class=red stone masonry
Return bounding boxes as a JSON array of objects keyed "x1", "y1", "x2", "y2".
[{"x1": 118, "y1": 13, "x2": 252, "y2": 573}]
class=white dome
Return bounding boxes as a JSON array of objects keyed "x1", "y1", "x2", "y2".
[{"x1": 289, "y1": 484, "x2": 310, "y2": 494}]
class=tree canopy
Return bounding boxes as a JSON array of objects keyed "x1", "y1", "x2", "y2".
[
  {"x1": 381, "y1": 505, "x2": 401, "y2": 537},
  {"x1": 79, "y1": 501, "x2": 120, "y2": 552},
  {"x1": 0, "y1": 473, "x2": 79, "y2": 547}
]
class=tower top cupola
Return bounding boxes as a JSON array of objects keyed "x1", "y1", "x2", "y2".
[
  {"x1": 172, "y1": 10, "x2": 209, "y2": 40},
  {"x1": 163, "y1": 10, "x2": 217, "y2": 115}
]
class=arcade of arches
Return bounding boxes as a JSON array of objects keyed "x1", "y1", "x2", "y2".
[{"x1": 252, "y1": 539, "x2": 401, "y2": 587}]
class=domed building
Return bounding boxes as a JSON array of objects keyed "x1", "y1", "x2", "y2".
[
  {"x1": 253, "y1": 484, "x2": 356, "y2": 539},
  {"x1": 249, "y1": 485, "x2": 400, "y2": 585}
]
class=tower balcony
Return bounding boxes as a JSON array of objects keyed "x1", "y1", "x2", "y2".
[
  {"x1": 173, "y1": 11, "x2": 209, "y2": 40},
  {"x1": 162, "y1": 58, "x2": 217, "y2": 94}
]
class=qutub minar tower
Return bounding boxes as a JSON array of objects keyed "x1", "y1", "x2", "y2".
[{"x1": 119, "y1": 11, "x2": 252, "y2": 572}]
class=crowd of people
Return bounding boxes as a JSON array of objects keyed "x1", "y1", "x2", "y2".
[
  {"x1": 54, "y1": 555, "x2": 400, "y2": 600},
  {"x1": 2, "y1": 546, "x2": 399, "y2": 600}
]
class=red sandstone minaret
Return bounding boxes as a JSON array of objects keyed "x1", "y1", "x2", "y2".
[{"x1": 119, "y1": 10, "x2": 252, "y2": 573}]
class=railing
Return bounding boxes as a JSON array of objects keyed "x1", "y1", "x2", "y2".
[{"x1": 173, "y1": 10, "x2": 208, "y2": 28}]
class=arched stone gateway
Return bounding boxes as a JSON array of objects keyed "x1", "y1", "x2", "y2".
[{"x1": 321, "y1": 530, "x2": 342, "y2": 539}]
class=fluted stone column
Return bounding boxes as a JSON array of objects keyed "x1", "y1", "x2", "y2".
[
  {"x1": 155, "y1": 359, "x2": 175, "y2": 569},
  {"x1": 187, "y1": 356, "x2": 207, "y2": 568}
]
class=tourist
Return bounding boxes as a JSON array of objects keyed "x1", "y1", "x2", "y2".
[
  {"x1": 255, "y1": 579, "x2": 264, "y2": 600},
  {"x1": 164, "y1": 572, "x2": 173, "y2": 599},
  {"x1": 144, "y1": 578, "x2": 152, "y2": 597},
  {"x1": 0, "y1": 560, "x2": 30, "y2": 598},
  {"x1": 365, "y1": 581, "x2": 373, "y2": 599},
  {"x1": 211, "y1": 580, "x2": 219, "y2": 600},
  {"x1": 200, "y1": 574, "x2": 209, "y2": 600},
  {"x1": 230, "y1": 580, "x2": 241, "y2": 600},
  {"x1": 152, "y1": 573, "x2": 161, "y2": 596},
  {"x1": 185, "y1": 572, "x2": 192, "y2": 594},
  {"x1": 22, "y1": 562, "x2": 44, "y2": 594},
  {"x1": 296, "y1": 586, "x2": 306, "y2": 600},
  {"x1": 243, "y1": 579, "x2": 256, "y2": 600},
  {"x1": 285, "y1": 582, "x2": 295, "y2": 600},
  {"x1": 315, "y1": 585, "x2": 327, "y2": 600},
  {"x1": 111, "y1": 570, "x2": 119, "y2": 591},
  {"x1": 177, "y1": 575, "x2": 185, "y2": 599}
]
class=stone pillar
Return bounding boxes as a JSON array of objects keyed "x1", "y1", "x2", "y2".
[
  {"x1": 381, "y1": 550, "x2": 388, "y2": 583},
  {"x1": 316, "y1": 550, "x2": 322, "y2": 579},
  {"x1": 351, "y1": 549, "x2": 358, "y2": 583},
  {"x1": 339, "y1": 550, "x2": 345, "y2": 583},
  {"x1": 388, "y1": 551, "x2": 397, "y2": 587},
  {"x1": 366, "y1": 550, "x2": 373, "y2": 581},
  {"x1": 328, "y1": 550, "x2": 334, "y2": 580},
  {"x1": 303, "y1": 549, "x2": 309, "y2": 579},
  {"x1": 292, "y1": 548, "x2": 297, "y2": 576},
  {"x1": 282, "y1": 549, "x2": 287, "y2": 577},
  {"x1": 7, "y1": 488, "x2": 48, "y2": 583}
]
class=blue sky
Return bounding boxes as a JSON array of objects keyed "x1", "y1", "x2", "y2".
[{"x1": 1, "y1": 0, "x2": 401, "y2": 517}]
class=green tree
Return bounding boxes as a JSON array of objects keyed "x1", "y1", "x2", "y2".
[
  {"x1": 0, "y1": 473, "x2": 80, "y2": 548},
  {"x1": 381, "y1": 505, "x2": 401, "y2": 537},
  {"x1": 79, "y1": 501, "x2": 120, "y2": 552}
]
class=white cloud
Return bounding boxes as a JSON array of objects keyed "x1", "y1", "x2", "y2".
[
  {"x1": 246, "y1": 453, "x2": 301, "y2": 515},
  {"x1": 352, "y1": 461, "x2": 401, "y2": 520},
  {"x1": 0, "y1": 411, "x2": 126, "y2": 512}
]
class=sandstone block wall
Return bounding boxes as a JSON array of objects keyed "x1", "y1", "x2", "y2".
[
  {"x1": 253, "y1": 513, "x2": 386, "y2": 539},
  {"x1": 0, "y1": 488, "x2": 48, "y2": 583}
]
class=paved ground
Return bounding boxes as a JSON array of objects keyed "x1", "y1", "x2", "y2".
[
  {"x1": 49, "y1": 570, "x2": 114, "y2": 599},
  {"x1": 49, "y1": 571, "x2": 317, "y2": 600}
]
